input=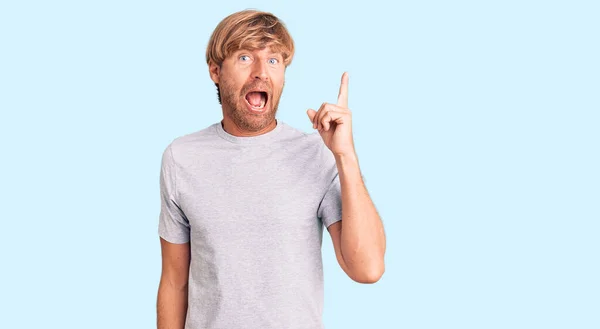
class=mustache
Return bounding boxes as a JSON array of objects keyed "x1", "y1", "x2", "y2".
[{"x1": 241, "y1": 82, "x2": 272, "y2": 95}]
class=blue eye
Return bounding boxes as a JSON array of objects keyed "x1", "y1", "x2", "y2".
[
  {"x1": 240, "y1": 55, "x2": 250, "y2": 61},
  {"x1": 268, "y1": 58, "x2": 279, "y2": 65}
]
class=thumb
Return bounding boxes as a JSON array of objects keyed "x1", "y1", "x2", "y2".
[{"x1": 307, "y1": 109, "x2": 317, "y2": 122}]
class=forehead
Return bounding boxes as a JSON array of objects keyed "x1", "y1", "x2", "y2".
[{"x1": 233, "y1": 45, "x2": 284, "y2": 57}]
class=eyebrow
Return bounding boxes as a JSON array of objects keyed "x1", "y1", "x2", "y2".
[
  {"x1": 236, "y1": 48, "x2": 282, "y2": 56},
  {"x1": 231, "y1": 49, "x2": 282, "y2": 63},
  {"x1": 266, "y1": 50, "x2": 283, "y2": 58}
]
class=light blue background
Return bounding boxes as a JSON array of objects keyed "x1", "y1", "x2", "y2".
[{"x1": 1, "y1": 0, "x2": 598, "y2": 328}]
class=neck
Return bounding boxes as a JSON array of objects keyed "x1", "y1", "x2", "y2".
[{"x1": 221, "y1": 117, "x2": 277, "y2": 137}]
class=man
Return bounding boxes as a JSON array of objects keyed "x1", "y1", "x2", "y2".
[{"x1": 156, "y1": 9, "x2": 386, "y2": 329}]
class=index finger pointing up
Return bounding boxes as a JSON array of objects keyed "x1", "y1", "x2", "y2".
[{"x1": 337, "y1": 72, "x2": 349, "y2": 108}]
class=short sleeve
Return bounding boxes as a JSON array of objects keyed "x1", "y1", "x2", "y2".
[
  {"x1": 318, "y1": 172, "x2": 343, "y2": 229},
  {"x1": 158, "y1": 144, "x2": 190, "y2": 244}
]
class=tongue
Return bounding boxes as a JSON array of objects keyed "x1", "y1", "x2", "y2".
[{"x1": 247, "y1": 92, "x2": 263, "y2": 107}]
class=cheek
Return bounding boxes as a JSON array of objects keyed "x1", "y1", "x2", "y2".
[
  {"x1": 268, "y1": 66, "x2": 284, "y2": 79},
  {"x1": 272, "y1": 73, "x2": 285, "y2": 93},
  {"x1": 221, "y1": 68, "x2": 247, "y2": 92}
]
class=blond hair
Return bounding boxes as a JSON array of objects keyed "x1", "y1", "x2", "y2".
[{"x1": 206, "y1": 9, "x2": 295, "y2": 68}]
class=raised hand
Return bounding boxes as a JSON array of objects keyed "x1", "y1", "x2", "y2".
[{"x1": 306, "y1": 72, "x2": 355, "y2": 157}]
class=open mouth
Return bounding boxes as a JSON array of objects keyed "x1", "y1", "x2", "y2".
[{"x1": 244, "y1": 91, "x2": 268, "y2": 112}]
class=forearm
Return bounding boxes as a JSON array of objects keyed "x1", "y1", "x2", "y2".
[
  {"x1": 335, "y1": 152, "x2": 386, "y2": 282},
  {"x1": 157, "y1": 280, "x2": 188, "y2": 329}
]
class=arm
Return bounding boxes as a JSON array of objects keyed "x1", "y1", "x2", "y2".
[
  {"x1": 328, "y1": 153, "x2": 386, "y2": 284},
  {"x1": 157, "y1": 238, "x2": 190, "y2": 329},
  {"x1": 307, "y1": 72, "x2": 385, "y2": 284}
]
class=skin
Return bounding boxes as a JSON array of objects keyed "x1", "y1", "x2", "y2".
[
  {"x1": 157, "y1": 45, "x2": 386, "y2": 329},
  {"x1": 157, "y1": 239, "x2": 190, "y2": 329},
  {"x1": 307, "y1": 73, "x2": 386, "y2": 283},
  {"x1": 210, "y1": 47, "x2": 286, "y2": 136}
]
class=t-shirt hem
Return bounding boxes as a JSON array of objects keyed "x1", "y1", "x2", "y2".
[{"x1": 158, "y1": 231, "x2": 190, "y2": 244}]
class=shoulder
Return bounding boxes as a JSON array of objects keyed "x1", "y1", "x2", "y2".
[
  {"x1": 274, "y1": 121, "x2": 313, "y2": 142},
  {"x1": 161, "y1": 122, "x2": 221, "y2": 161},
  {"x1": 276, "y1": 121, "x2": 322, "y2": 149},
  {"x1": 170, "y1": 123, "x2": 219, "y2": 150},
  {"x1": 278, "y1": 121, "x2": 336, "y2": 172},
  {"x1": 279, "y1": 121, "x2": 331, "y2": 153}
]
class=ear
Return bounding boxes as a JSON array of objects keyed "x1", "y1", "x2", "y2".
[{"x1": 208, "y1": 61, "x2": 220, "y2": 84}]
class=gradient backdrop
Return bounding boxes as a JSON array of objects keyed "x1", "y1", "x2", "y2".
[{"x1": 1, "y1": 1, "x2": 598, "y2": 328}]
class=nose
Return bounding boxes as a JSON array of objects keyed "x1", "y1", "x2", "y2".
[{"x1": 251, "y1": 59, "x2": 269, "y2": 81}]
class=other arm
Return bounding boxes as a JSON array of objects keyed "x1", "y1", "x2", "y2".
[{"x1": 157, "y1": 238, "x2": 190, "y2": 329}]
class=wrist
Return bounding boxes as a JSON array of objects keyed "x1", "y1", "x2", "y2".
[{"x1": 334, "y1": 151, "x2": 360, "y2": 173}]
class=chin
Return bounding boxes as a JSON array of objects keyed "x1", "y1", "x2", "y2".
[{"x1": 232, "y1": 108, "x2": 276, "y2": 132}]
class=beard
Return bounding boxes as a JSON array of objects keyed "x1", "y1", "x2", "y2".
[{"x1": 219, "y1": 77, "x2": 283, "y2": 132}]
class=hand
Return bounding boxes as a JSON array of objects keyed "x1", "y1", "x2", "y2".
[{"x1": 307, "y1": 72, "x2": 355, "y2": 157}]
